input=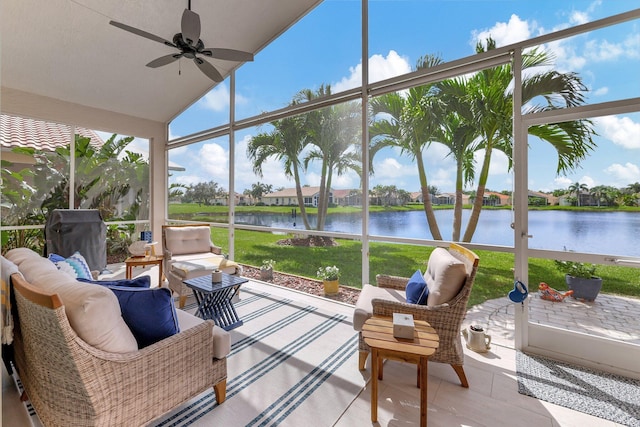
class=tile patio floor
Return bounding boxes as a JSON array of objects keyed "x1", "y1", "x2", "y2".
[
  {"x1": 3, "y1": 263, "x2": 637, "y2": 426},
  {"x1": 463, "y1": 292, "x2": 640, "y2": 348}
]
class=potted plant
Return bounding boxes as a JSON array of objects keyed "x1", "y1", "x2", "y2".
[
  {"x1": 553, "y1": 259, "x2": 602, "y2": 301},
  {"x1": 317, "y1": 265, "x2": 340, "y2": 295},
  {"x1": 260, "y1": 259, "x2": 276, "y2": 281}
]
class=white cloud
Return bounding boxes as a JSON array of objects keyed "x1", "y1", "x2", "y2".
[
  {"x1": 332, "y1": 170, "x2": 359, "y2": 189},
  {"x1": 593, "y1": 86, "x2": 609, "y2": 96},
  {"x1": 430, "y1": 167, "x2": 455, "y2": 193},
  {"x1": 596, "y1": 115, "x2": 640, "y2": 149},
  {"x1": 582, "y1": 27, "x2": 640, "y2": 63},
  {"x1": 471, "y1": 14, "x2": 533, "y2": 48},
  {"x1": 624, "y1": 32, "x2": 640, "y2": 59},
  {"x1": 332, "y1": 50, "x2": 411, "y2": 93},
  {"x1": 369, "y1": 157, "x2": 419, "y2": 190},
  {"x1": 174, "y1": 174, "x2": 203, "y2": 186},
  {"x1": 553, "y1": 175, "x2": 597, "y2": 190},
  {"x1": 369, "y1": 50, "x2": 412, "y2": 83},
  {"x1": 584, "y1": 39, "x2": 625, "y2": 62},
  {"x1": 198, "y1": 85, "x2": 229, "y2": 112},
  {"x1": 473, "y1": 149, "x2": 510, "y2": 177},
  {"x1": 196, "y1": 143, "x2": 229, "y2": 185},
  {"x1": 554, "y1": 176, "x2": 573, "y2": 189},
  {"x1": 375, "y1": 157, "x2": 409, "y2": 179},
  {"x1": 546, "y1": 39, "x2": 587, "y2": 72},
  {"x1": 580, "y1": 175, "x2": 596, "y2": 188},
  {"x1": 569, "y1": 10, "x2": 590, "y2": 26},
  {"x1": 423, "y1": 143, "x2": 454, "y2": 168},
  {"x1": 604, "y1": 163, "x2": 640, "y2": 184}
]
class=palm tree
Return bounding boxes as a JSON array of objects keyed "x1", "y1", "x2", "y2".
[
  {"x1": 435, "y1": 77, "x2": 479, "y2": 240},
  {"x1": 369, "y1": 54, "x2": 446, "y2": 240},
  {"x1": 247, "y1": 114, "x2": 312, "y2": 229},
  {"x1": 296, "y1": 85, "x2": 361, "y2": 231},
  {"x1": 589, "y1": 185, "x2": 616, "y2": 207},
  {"x1": 247, "y1": 182, "x2": 273, "y2": 205},
  {"x1": 568, "y1": 181, "x2": 589, "y2": 206},
  {"x1": 625, "y1": 182, "x2": 640, "y2": 194},
  {"x1": 461, "y1": 39, "x2": 596, "y2": 241}
]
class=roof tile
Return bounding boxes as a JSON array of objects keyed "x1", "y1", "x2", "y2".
[{"x1": 1, "y1": 114, "x2": 103, "y2": 151}]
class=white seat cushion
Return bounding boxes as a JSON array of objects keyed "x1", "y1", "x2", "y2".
[
  {"x1": 169, "y1": 254, "x2": 239, "y2": 278},
  {"x1": 353, "y1": 283, "x2": 406, "y2": 331},
  {"x1": 175, "y1": 310, "x2": 230, "y2": 359}
]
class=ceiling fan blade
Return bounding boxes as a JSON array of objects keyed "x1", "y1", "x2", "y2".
[
  {"x1": 181, "y1": 8, "x2": 201, "y2": 45},
  {"x1": 146, "y1": 54, "x2": 182, "y2": 68},
  {"x1": 194, "y1": 57, "x2": 223, "y2": 82},
  {"x1": 201, "y1": 48, "x2": 254, "y2": 62},
  {"x1": 109, "y1": 20, "x2": 175, "y2": 47}
]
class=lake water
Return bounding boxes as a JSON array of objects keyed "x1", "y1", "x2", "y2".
[{"x1": 235, "y1": 210, "x2": 640, "y2": 256}]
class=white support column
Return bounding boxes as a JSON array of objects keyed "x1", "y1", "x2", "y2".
[
  {"x1": 360, "y1": 0, "x2": 370, "y2": 286},
  {"x1": 150, "y1": 124, "x2": 168, "y2": 247},
  {"x1": 69, "y1": 126, "x2": 76, "y2": 209},
  {"x1": 512, "y1": 48, "x2": 529, "y2": 350},
  {"x1": 228, "y1": 72, "x2": 236, "y2": 258}
]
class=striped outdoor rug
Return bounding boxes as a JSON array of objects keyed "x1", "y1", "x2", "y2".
[{"x1": 150, "y1": 284, "x2": 364, "y2": 426}]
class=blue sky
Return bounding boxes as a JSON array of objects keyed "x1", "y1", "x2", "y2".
[{"x1": 161, "y1": 0, "x2": 639, "y2": 196}]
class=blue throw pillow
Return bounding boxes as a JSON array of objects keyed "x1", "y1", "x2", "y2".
[
  {"x1": 48, "y1": 253, "x2": 66, "y2": 263},
  {"x1": 406, "y1": 270, "x2": 429, "y2": 305},
  {"x1": 78, "y1": 276, "x2": 151, "y2": 288},
  {"x1": 109, "y1": 286, "x2": 180, "y2": 348}
]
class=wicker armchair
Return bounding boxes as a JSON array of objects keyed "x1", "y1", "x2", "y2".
[
  {"x1": 11, "y1": 273, "x2": 228, "y2": 427},
  {"x1": 162, "y1": 224, "x2": 242, "y2": 308},
  {"x1": 353, "y1": 243, "x2": 479, "y2": 388}
]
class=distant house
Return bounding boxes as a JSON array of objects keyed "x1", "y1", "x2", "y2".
[
  {"x1": 332, "y1": 189, "x2": 361, "y2": 206},
  {"x1": 558, "y1": 191, "x2": 597, "y2": 206},
  {"x1": 432, "y1": 192, "x2": 471, "y2": 205},
  {"x1": 211, "y1": 192, "x2": 249, "y2": 206},
  {"x1": 433, "y1": 193, "x2": 454, "y2": 205},
  {"x1": 528, "y1": 190, "x2": 557, "y2": 206},
  {"x1": 262, "y1": 187, "x2": 333, "y2": 207},
  {"x1": 410, "y1": 192, "x2": 423, "y2": 203},
  {"x1": 482, "y1": 191, "x2": 511, "y2": 206}
]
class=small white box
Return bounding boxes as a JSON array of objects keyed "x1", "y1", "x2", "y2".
[{"x1": 393, "y1": 313, "x2": 415, "y2": 339}]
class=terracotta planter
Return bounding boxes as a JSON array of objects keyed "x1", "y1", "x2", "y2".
[
  {"x1": 323, "y1": 279, "x2": 339, "y2": 295},
  {"x1": 565, "y1": 274, "x2": 602, "y2": 301}
]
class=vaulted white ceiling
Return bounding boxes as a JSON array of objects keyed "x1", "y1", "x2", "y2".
[{"x1": 1, "y1": 0, "x2": 321, "y2": 124}]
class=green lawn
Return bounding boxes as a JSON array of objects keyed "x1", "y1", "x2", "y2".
[{"x1": 207, "y1": 227, "x2": 640, "y2": 307}]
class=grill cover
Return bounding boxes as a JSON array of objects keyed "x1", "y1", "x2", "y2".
[{"x1": 45, "y1": 209, "x2": 107, "y2": 272}]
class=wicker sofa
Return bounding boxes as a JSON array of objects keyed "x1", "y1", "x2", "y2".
[{"x1": 5, "y1": 248, "x2": 230, "y2": 427}]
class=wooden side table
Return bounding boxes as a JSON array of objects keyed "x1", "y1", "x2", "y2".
[
  {"x1": 124, "y1": 255, "x2": 164, "y2": 286},
  {"x1": 362, "y1": 316, "x2": 439, "y2": 427}
]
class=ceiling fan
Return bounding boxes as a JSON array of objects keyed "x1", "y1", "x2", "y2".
[{"x1": 109, "y1": 4, "x2": 254, "y2": 82}]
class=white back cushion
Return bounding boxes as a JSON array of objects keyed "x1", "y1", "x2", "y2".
[
  {"x1": 164, "y1": 226, "x2": 212, "y2": 255},
  {"x1": 7, "y1": 248, "x2": 138, "y2": 353},
  {"x1": 424, "y1": 247, "x2": 467, "y2": 307}
]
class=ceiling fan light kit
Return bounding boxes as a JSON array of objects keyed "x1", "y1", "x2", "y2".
[{"x1": 109, "y1": 6, "x2": 253, "y2": 82}]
